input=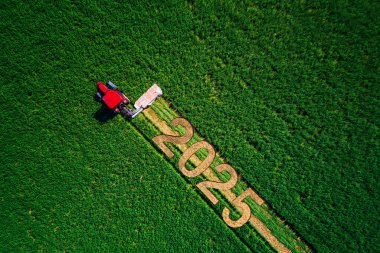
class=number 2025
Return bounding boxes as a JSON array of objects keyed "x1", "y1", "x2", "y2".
[{"x1": 153, "y1": 117, "x2": 260, "y2": 228}]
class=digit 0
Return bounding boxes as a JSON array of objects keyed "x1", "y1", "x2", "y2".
[{"x1": 178, "y1": 141, "x2": 215, "y2": 177}]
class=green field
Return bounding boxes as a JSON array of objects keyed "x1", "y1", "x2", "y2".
[{"x1": 1, "y1": 0, "x2": 379, "y2": 252}]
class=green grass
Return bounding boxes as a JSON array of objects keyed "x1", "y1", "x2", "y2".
[{"x1": 1, "y1": 0, "x2": 379, "y2": 252}]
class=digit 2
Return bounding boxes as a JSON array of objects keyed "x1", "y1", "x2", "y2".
[{"x1": 152, "y1": 118, "x2": 194, "y2": 158}]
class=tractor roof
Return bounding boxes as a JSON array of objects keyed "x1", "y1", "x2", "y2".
[{"x1": 103, "y1": 90, "x2": 123, "y2": 109}]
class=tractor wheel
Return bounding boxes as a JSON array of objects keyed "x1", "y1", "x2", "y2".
[
  {"x1": 120, "y1": 107, "x2": 127, "y2": 115},
  {"x1": 94, "y1": 92, "x2": 102, "y2": 102},
  {"x1": 122, "y1": 95, "x2": 131, "y2": 104},
  {"x1": 106, "y1": 81, "x2": 118, "y2": 90}
]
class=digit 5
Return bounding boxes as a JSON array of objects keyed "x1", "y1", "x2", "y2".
[{"x1": 222, "y1": 188, "x2": 262, "y2": 228}]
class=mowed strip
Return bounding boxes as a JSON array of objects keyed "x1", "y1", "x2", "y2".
[
  {"x1": 149, "y1": 99, "x2": 312, "y2": 252},
  {"x1": 140, "y1": 103, "x2": 309, "y2": 253}
]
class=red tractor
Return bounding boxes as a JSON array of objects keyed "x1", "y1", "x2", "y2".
[
  {"x1": 95, "y1": 81, "x2": 163, "y2": 119},
  {"x1": 95, "y1": 81, "x2": 134, "y2": 118}
]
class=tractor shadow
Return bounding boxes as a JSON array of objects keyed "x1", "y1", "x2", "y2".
[{"x1": 94, "y1": 105, "x2": 117, "y2": 122}]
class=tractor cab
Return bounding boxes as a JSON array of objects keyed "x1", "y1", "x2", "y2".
[{"x1": 95, "y1": 81, "x2": 131, "y2": 114}]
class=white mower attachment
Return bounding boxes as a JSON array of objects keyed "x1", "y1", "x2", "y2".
[{"x1": 130, "y1": 84, "x2": 163, "y2": 118}]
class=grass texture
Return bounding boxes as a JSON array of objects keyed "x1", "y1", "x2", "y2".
[{"x1": 1, "y1": 0, "x2": 379, "y2": 252}]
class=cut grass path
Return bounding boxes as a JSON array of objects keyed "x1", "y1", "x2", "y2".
[
  {"x1": 130, "y1": 98, "x2": 312, "y2": 253},
  {"x1": 142, "y1": 107, "x2": 290, "y2": 253}
]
